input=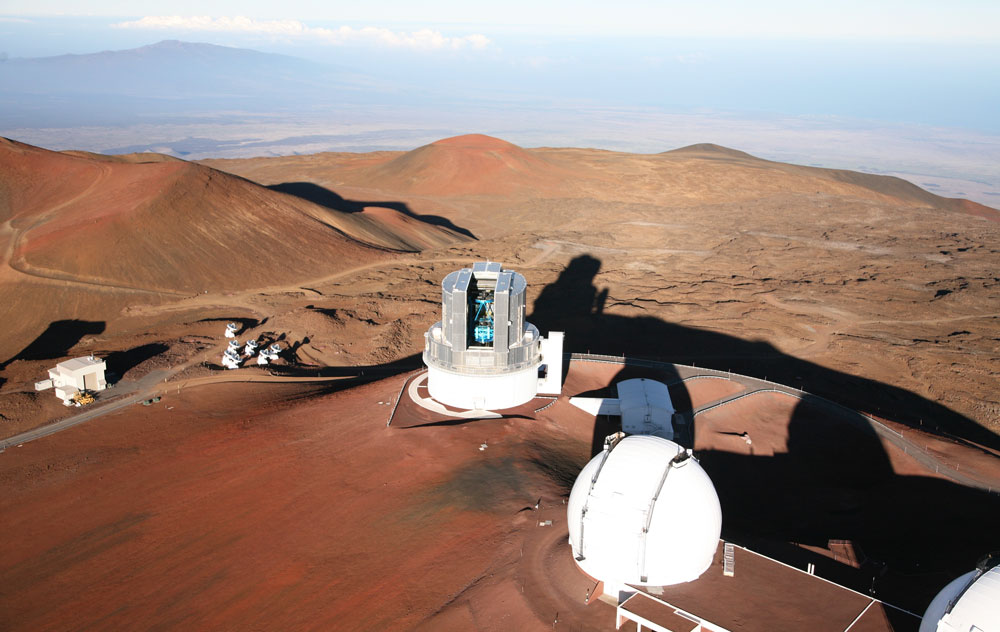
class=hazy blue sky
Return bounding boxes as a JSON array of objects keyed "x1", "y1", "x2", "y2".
[
  {"x1": 5, "y1": 3, "x2": 997, "y2": 129},
  {"x1": 3, "y1": 0, "x2": 999, "y2": 41}
]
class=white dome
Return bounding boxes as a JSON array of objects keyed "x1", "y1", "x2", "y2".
[
  {"x1": 920, "y1": 564, "x2": 1000, "y2": 632},
  {"x1": 566, "y1": 435, "x2": 722, "y2": 589}
]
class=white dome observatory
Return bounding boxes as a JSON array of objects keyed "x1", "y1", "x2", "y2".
[
  {"x1": 423, "y1": 261, "x2": 562, "y2": 410},
  {"x1": 920, "y1": 558, "x2": 1000, "y2": 632},
  {"x1": 567, "y1": 435, "x2": 722, "y2": 597}
]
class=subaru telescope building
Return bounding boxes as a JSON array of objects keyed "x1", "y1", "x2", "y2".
[{"x1": 423, "y1": 261, "x2": 563, "y2": 410}]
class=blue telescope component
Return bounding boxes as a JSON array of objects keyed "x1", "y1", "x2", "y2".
[{"x1": 472, "y1": 298, "x2": 495, "y2": 344}]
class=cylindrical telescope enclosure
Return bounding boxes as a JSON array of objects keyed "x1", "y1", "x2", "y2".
[{"x1": 424, "y1": 262, "x2": 542, "y2": 409}]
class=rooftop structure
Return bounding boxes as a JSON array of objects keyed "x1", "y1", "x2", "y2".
[
  {"x1": 617, "y1": 542, "x2": 921, "y2": 632},
  {"x1": 570, "y1": 377, "x2": 677, "y2": 440},
  {"x1": 567, "y1": 434, "x2": 722, "y2": 599},
  {"x1": 35, "y1": 355, "x2": 108, "y2": 406},
  {"x1": 423, "y1": 261, "x2": 562, "y2": 410}
]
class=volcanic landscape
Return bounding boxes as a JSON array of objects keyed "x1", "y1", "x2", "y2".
[{"x1": 1, "y1": 133, "x2": 998, "y2": 631}]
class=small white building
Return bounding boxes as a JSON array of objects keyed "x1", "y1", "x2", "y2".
[
  {"x1": 35, "y1": 356, "x2": 108, "y2": 406},
  {"x1": 570, "y1": 377, "x2": 677, "y2": 440}
]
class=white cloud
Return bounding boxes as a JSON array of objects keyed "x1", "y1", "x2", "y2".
[
  {"x1": 112, "y1": 16, "x2": 491, "y2": 51},
  {"x1": 674, "y1": 52, "x2": 708, "y2": 65}
]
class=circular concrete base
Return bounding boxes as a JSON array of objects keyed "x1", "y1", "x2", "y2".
[{"x1": 426, "y1": 363, "x2": 539, "y2": 410}]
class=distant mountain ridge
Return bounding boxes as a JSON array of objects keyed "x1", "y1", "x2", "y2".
[
  {"x1": 2, "y1": 40, "x2": 346, "y2": 98},
  {"x1": 13, "y1": 39, "x2": 300, "y2": 64},
  {"x1": 0, "y1": 40, "x2": 392, "y2": 129},
  {"x1": 667, "y1": 142, "x2": 999, "y2": 219}
]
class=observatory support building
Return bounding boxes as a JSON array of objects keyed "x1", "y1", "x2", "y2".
[{"x1": 423, "y1": 262, "x2": 563, "y2": 410}]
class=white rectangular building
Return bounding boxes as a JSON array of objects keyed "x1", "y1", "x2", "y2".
[{"x1": 36, "y1": 356, "x2": 108, "y2": 405}]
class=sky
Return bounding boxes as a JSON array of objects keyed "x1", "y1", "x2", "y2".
[
  {"x1": 2, "y1": 2, "x2": 998, "y2": 127},
  {"x1": 1, "y1": 1, "x2": 998, "y2": 205},
  {"x1": 3, "y1": 0, "x2": 1000, "y2": 42},
  {"x1": 5, "y1": 2, "x2": 995, "y2": 129}
]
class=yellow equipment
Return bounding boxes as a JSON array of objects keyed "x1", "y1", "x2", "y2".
[{"x1": 72, "y1": 391, "x2": 96, "y2": 406}]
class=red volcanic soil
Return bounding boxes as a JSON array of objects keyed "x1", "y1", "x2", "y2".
[
  {"x1": 0, "y1": 374, "x2": 613, "y2": 631},
  {"x1": 682, "y1": 376, "x2": 747, "y2": 409},
  {"x1": 2, "y1": 360, "x2": 999, "y2": 629},
  {"x1": 666, "y1": 143, "x2": 1000, "y2": 221},
  {"x1": 355, "y1": 206, "x2": 463, "y2": 251},
  {"x1": 360, "y1": 134, "x2": 575, "y2": 197},
  {"x1": 696, "y1": 391, "x2": 800, "y2": 456},
  {"x1": 0, "y1": 138, "x2": 466, "y2": 294},
  {"x1": 949, "y1": 197, "x2": 1000, "y2": 222}
]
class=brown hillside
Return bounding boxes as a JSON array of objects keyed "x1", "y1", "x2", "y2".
[
  {"x1": 200, "y1": 135, "x2": 998, "y2": 248},
  {"x1": 3, "y1": 133, "x2": 997, "y2": 446},
  {"x1": 0, "y1": 138, "x2": 465, "y2": 294},
  {"x1": 361, "y1": 133, "x2": 574, "y2": 197},
  {"x1": 666, "y1": 142, "x2": 1000, "y2": 221},
  {"x1": 59, "y1": 149, "x2": 184, "y2": 164}
]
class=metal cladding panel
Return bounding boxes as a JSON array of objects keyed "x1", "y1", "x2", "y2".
[
  {"x1": 494, "y1": 271, "x2": 512, "y2": 350},
  {"x1": 447, "y1": 268, "x2": 472, "y2": 351},
  {"x1": 508, "y1": 272, "x2": 525, "y2": 341},
  {"x1": 425, "y1": 262, "x2": 541, "y2": 375},
  {"x1": 495, "y1": 271, "x2": 512, "y2": 294},
  {"x1": 473, "y1": 261, "x2": 503, "y2": 275},
  {"x1": 617, "y1": 378, "x2": 675, "y2": 438},
  {"x1": 441, "y1": 269, "x2": 461, "y2": 294},
  {"x1": 455, "y1": 268, "x2": 472, "y2": 292}
]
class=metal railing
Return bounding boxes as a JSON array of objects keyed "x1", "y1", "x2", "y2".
[{"x1": 567, "y1": 353, "x2": 999, "y2": 496}]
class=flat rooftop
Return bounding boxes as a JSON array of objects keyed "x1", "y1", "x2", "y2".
[
  {"x1": 55, "y1": 356, "x2": 104, "y2": 372},
  {"x1": 619, "y1": 542, "x2": 920, "y2": 632}
]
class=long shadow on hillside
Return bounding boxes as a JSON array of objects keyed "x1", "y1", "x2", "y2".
[
  {"x1": 268, "y1": 182, "x2": 477, "y2": 240},
  {"x1": 1, "y1": 319, "x2": 106, "y2": 371},
  {"x1": 530, "y1": 255, "x2": 999, "y2": 452},
  {"x1": 531, "y1": 254, "x2": 1000, "y2": 618},
  {"x1": 196, "y1": 317, "x2": 262, "y2": 334},
  {"x1": 103, "y1": 343, "x2": 169, "y2": 380},
  {"x1": 701, "y1": 392, "x2": 999, "y2": 617}
]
